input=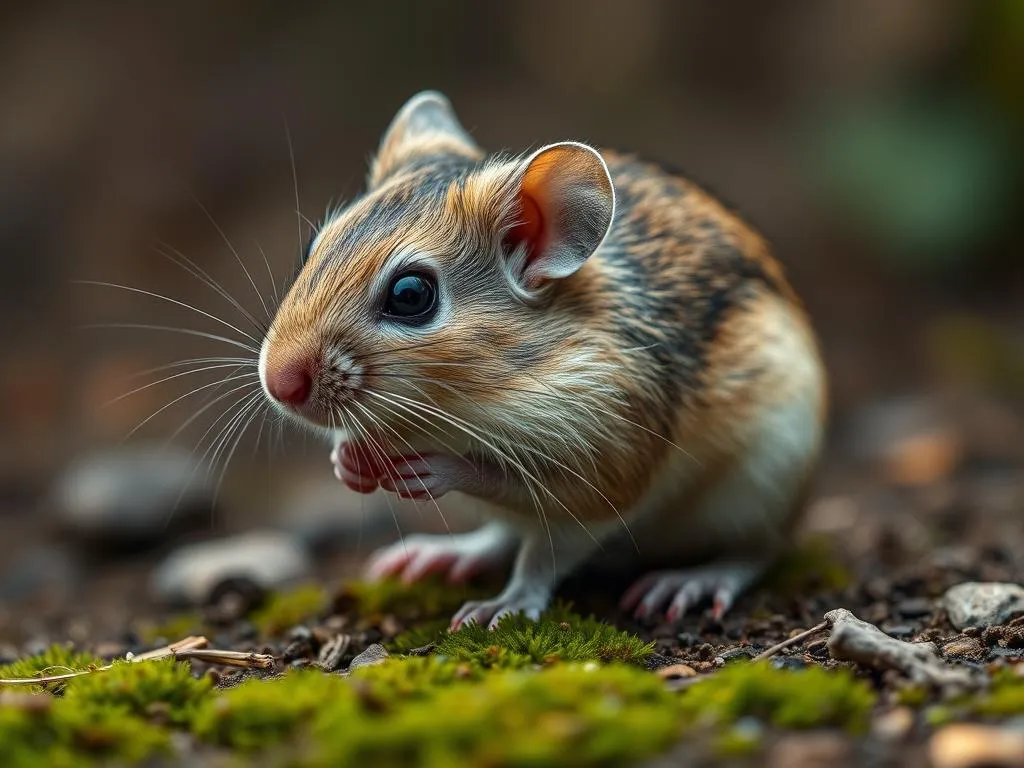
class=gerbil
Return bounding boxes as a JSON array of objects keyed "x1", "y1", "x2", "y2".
[{"x1": 259, "y1": 91, "x2": 826, "y2": 630}]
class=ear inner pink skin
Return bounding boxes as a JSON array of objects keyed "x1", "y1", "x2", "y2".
[{"x1": 504, "y1": 190, "x2": 545, "y2": 277}]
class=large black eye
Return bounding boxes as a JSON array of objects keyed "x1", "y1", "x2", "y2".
[{"x1": 383, "y1": 272, "x2": 437, "y2": 322}]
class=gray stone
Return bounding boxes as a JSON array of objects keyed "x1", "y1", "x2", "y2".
[
  {"x1": 348, "y1": 643, "x2": 389, "y2": 671},
  {"x1": 943, "y1": 582, "x2": 1024, "y2": 631},
  {"x1": 52, "y1": 445, "x2": 213, "y2": 544},
  {"x1": 150, "y1": 530, "x2": 312, "y2": 606}
]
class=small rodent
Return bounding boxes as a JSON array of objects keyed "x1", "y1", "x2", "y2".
[{"x1": 259, "y1": 91, "x2": 826, "y2": 630}]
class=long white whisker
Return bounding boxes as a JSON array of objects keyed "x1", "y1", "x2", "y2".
[
  {"x1": 75, "y1": 282, "x2": 260, "y2": 344},
  {"x1": 341, "y1": 404, "x2": 405, "y2": 551},
  {"x1": 284, "y1": 119, "x2": 306, "y2": 270},
  {"x1": 255, "y1": 240, "x2": 280, "y2": 307},
  {"x1": 155, "y1": 242, "x2": 267, "y2": 334},
  {"x1": 125, "y1": 356, "x2": 256, "y2": 381},
  {"x1": 349, "y1": 399, "x2": 451, "y2": 535},
  {"x1": 365, "y1": 389, "x2": 598, "y2": 547},
  {"x1": 187, "y1": 193, "x2": 271, "y2": 320},
  {"x1": 210, "y1": 392, "x2": 266, "y2": 510},
  {"x1": 124, "y1": 373, "x2": 259, "y2": 442},
  {"x1": 102, "y1": 362, "x2": 255, "y2": 409},
  {"x1": 82, "y1": 323, "x2": 259, "y2": 354}
]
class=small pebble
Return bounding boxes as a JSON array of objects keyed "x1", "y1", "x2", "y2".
[
  {"x1": 150, "y1": 530, "x2": 312, "y2": 606},
  {"x1": 929, "y1": 723, "x2": 1024, "y2": 768},
  {"x1": 655, "y1": 663, "x2": 696, "y2": 680},
  {"x1": 771, "y1": 655, "x2": 807, "y2": 671},
  {"x1": 884, "y1": 624, "x2": 915, "y2": 639},
  {"x1": 52, "y1": 446, "x2": 212, "y2": 546},
  {"x1": 872, "y1": 706, "x2": 914, "y2": 741},
  {"x1": 896, "y1": 597, "x2": 933, "y2": 619},
  {"x1": 348, "y1": 643, "x2": 389, "y2": 671},
  {"x1": 942, "y1": 636, "x2": 987, "y2": 662},
  {"x1": 768, "y1": 732, "x2": 850, "y2": 768},
  {"x1": 943, "y1": 582, "x2": 1024, "y2": 631}
]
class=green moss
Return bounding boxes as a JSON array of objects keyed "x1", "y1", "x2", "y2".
[
  {"x1": 895, "y1": 684, "x2": 930, "y2": 707},
  {"x1": 974, "y1": 668, "x2": 1024, "y2": 717},
  {"x1": 445, "y1": 608, "x2": 653, "y2": 668},
  {"x1": 925, "y1": 668, "x2": 1024, "y2": 723},
  {"x1": 713, "y1": 724, "x2": 763, "y2": 758},
  {"x1": 350, "y1": 655, "x2": 483, "y2": 699},
  {"x1": 677, "y1": 662, "x2": 876, "y2": 733},
  {"x1": 193, "y1": 668, "x2": 354, "y2": 751},
  {"x1": 251, "y1": 583, "x2": 329, "y2": 636},
  {"x1": 336, "y1": 577, "x2": 493, "y2": 622},
  {"x1": 310, "y1": 662, "x2": 682, "y2": 767},
  {"x1": 62, "y1": 659, "x2": 212, "y2": 726},
  {"x1": 762, "y1": 536, "x2": 853, "y2": 595},
  {"x1": 0, "y1": 695, "x2": 171, "y2": 768},
  {"x1": 195, "y1": 657, "x2": 679, "y2": 765},
  {"x1": 391, "y1": 605, "x2": 653, "y2": 669},
  {"x1": 0, "y1": 645, "x2": 103, "y2": 693},
  {"x1": 388, "y1": 619, "x2": 452, "y2": 654}
]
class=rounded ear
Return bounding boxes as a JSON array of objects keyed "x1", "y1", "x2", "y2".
[
  {"x1": 371, "y1": 91, "x2": 480, "y2": 185},
  {"x1": 504, "y1": 142, "x2": 615, "y2": 290}
]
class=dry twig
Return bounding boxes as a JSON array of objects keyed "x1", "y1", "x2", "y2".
[{"x1": 0, "y1": 635, "x2": 275, "y2": 687}]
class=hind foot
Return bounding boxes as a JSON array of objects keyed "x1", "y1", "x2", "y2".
[
  {"x1": 364, "y1": 523, "x2": 519, "y2": 585},
  {"x1": 620, "y1": 561, "x2": 764, "y2": 623}
]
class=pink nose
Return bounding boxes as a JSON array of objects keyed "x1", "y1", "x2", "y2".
[{"x1": 266, "y1": 361, "x2": 312, "y2": 407}]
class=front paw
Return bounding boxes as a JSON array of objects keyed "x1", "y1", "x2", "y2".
[
  {"x1": 331, "y1": 441, "x2": 379, "y2": 494},
  {"x1": 332, "y1": 442, "x2": 467, "y2": 501},
  {"x1": 450, "y1": 591, "x2": 550, "y2": 631}
]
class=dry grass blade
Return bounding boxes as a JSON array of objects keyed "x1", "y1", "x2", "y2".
[
  {"x1": 0, "y1": 635, "x2": 273, "y2": 686},
  {"x1": 174, "y1": 649, "x2": 275, "y2": 669},
  {"x1": 751, "y1": 621, "x2": 829, "y2": 662}
]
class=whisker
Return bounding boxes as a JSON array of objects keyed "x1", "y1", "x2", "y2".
[
  {"x1": 124, "y1": 373, "x2": 259, "y2": 443},
  {"x1": 154, "y1": 242, "x2": 267, "y2": 335},
  {"x1": 284, "y1": 119, "x2": 306, "y2": 271},
  {"x1": 209, "y1": 392, "x2": 266, "y2": 510},
  {"x1": 341, "y1": 404, "x2": 406, "y2": 552},
  {"x1": 187, "y1": 192, "x2": 271, "y2": 320},
  {"x1": 364, "y1": 389, "x2": 599, "y2": 547},
  {"x1": 255, "y1": 240, "x2": 280, "y2": 307},
  {"x1": 82, "y1": 323, "x2": 259, "y2": 354},
  {"x1": 75, "y1": 282, "x2": 260, "y2": 345},
  {"x1": 102, "y1": 362, "x2": 255, "y2": 409},
  {"x1": 349, "y1": 399, "x2": 451, "y2": 535},
  {"x1": 124, "y1": 356, "x2": 257, "y2": 381}
]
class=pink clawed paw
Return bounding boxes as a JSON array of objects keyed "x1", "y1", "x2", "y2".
[
  {"x1": 331, "y1": 442, "x2": 460, "y2": 500},
  {"x1": 363, "y1": 532, "x2": 514, "y2": 586},
  {"x1": 449, "y1": 593, "x2": 547, "y2": 632},
  {"x1": 620, "y1": 563, "x2": 761, "y2": 624}
]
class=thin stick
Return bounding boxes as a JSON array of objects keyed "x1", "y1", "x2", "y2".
[
  {"x1": 0, "y1": 635, "x2": 274, "y2": 686},
  {"x1": 751, "y1": 621, "x2": 829, "y2": 662}
]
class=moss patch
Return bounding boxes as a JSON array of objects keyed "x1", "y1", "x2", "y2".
[
  {"x1": 395, "y1": 605, "x2": 654, "y2": 669},
  {"x1": 924, "y1": 667, "x2": 1024, "y2": 724},
  {"x1": 62, "y1": 659, "x2": 212, "y2": 727},
  {"x1": 196, "y1": 658, "x2": 681, "y2": 765},
  {"x1": 0, "y1": 693, "x2": 171, "y2": 768},
  {"x1": 335, "y1": 576, "x2": 493, "y2": 623},
  {"x1": 0, "y1": 645, "x2": 103, "y2": 693},
  {"x1": 677, "y1": 662, "x2": 876, "y2": 733},
  {"x1": 250, "y1": 583, "x2": 329, "y2": 636}
]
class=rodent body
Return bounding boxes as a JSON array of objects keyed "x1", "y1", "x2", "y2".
[{"x1": 260, "y1": 91, "x2": 826, "y2": 628}]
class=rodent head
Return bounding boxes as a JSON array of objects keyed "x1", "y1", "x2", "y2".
[{"x1": 260, "y1": 91, "x2": 615, "y2": 451}]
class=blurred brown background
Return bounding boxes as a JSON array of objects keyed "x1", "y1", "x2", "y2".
[{"x1": 1, "y1": 0, "x2": 1023, "y2": 633}]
